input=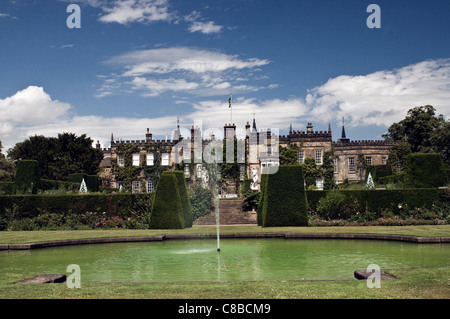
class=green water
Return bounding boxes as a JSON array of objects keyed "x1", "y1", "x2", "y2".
[{"x1": 1, "y1": 239, "x2": 449, "y2": 282}]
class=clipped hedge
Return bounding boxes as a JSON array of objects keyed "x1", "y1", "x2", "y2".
[
  {"x1": 378, "y1": 173, "x2": 405, "y2": 185},
  {"x1": 67, "y1": 173, "x2": 99, "y2": 192},
  {"x1": 403, "y1": 153, "x2": 448, "y2": 188},
  {"x1": 261, "y1": 165, "x2": 308, "y2": 227},
  {"x1": 149, "y1": 173, "x2": 185, "y2": 229},
  {"x1": 306, "y1": 188, "x2": 448, "y2": 216},
  {"x1": 257, "y1": 173, "x2": 268, "y2": 226},
  {"x1": 0, "y1": 193, "x2": 147, "y2": 219},
  {"x1": 40, "y1": 179, "x2": 80, "y2": 192},
  {"x1": 365, "y1": 165, "x2": 393, "y2": 182},
  {"x1": 0, "y1": 182, "x2": 13, "y2": 195},
  {"x1": 162, "y1": 170, "x2": 192, "y2": 227},
  {"x1": 13, "y1": 160, "x2": 41, "y2": 194}
]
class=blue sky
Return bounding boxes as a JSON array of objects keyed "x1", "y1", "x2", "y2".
[{"x1": 0, "y1": 0, "x2": 449, "y2": 150}]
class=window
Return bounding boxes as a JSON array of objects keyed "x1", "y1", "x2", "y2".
[
  {"x1": 117, "y1": 181, "x2": 123, "y2": 190},
  {"x1": 382, "y1": 156, "x2": 387, "y2": 165},
  {"x1": 146, "y1": 180, "x2": 154, "y2": 193},
  {"x1": 184, "y1": 165, "x2": 190, "y2": 178},
  {"x1": 240, "y1": 164, "x2": 245, "y2": 181},
  {"x1": 333, "y1": 158, "x2": 338, "y2": 173},
  {"x1": 132, "y1": 153, "x2": 140, "y2": 166},
  {"x1": 196, "y1": 164, "x2": 203, "y2": 179},
  {"x1": 132, "y1": 181, "x2": 140, "y2": 193},
  {"x1": 267, "y1": 146, "x2": 272, "y2": 155},
  {"x1": 315, "y1": 150, "x2": 323, "y2": 165},
  {"x1": 147, "y1": 153, "x2": 154, "y2": 166},
  {"x1": 297, "y1": 150, "x2": 304, "y2": 163},
  {"x1": 366, "y1": 156, "x2": 372, "y2": 166},
  {"x1": 316, "y1": 178, "x2": 324, "y2": 190},
  {"x1": 348, "y1": 157, "x2": 355, "y2": 173},
  {"x1": 117, "y1": 155, "x2": 124, "y2": 167},
  {"x1": 161, "y1": 153, "x2": 169, "y2": 166}
]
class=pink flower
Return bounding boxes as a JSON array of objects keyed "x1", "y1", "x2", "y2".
[{"x1": 127, "y1": 218, "x2": 131, "y2": 221}]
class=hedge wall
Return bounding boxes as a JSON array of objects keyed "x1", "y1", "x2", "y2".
[
  {"x1": 365, "y1": 165, "x2": 393, "y2": 182},
  {"x1": 260, "y1": 165, "x2": 308, "y2": 227},
  {"x1": 67, "y1": 173, "x2": 99, "y2": 192},
  {"x1": 403, "y1": 153, "x2": 448, "y2": 188},
  {"x1": 13, "y1": 160, "x2": 41, "y2": 194},
  {"x1": 149, "y1": 173, "x2": 185, "y2": 229},
  {"x1": 257, "y1": 172, "x2": 268, "y2": 226},
  {"x1": 0, "y1": 193, "x2": 147, "y2": 219},
  {"x1": 306, "y1": 188, "x2": 448, "y2": 215},
  {"x1": 162, "y1": 170, "x2": 192, "y2": 227}
]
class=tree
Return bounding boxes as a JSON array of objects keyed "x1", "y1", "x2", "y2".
[
  {"x1": 387, "y1": 142, "x2": 412, "y2": 174},
  {"x1": 7, "y1": 133, "x2": 103, "y2": 180},
  {"x1": 383, "y1": 105, "x2": 445, "y2": 153},
  {"x1": 356, "y1": 154, "x2": 367, "y2": 181},
  {"x1": 429, "y1": 120, "x2": 450, "y2": 166},
  {"x1": 279, "y1": 144, "x2": 300, "y2": 165},
  {"x1": 0, "y1": 139, "x2": 15, "y2": 181}
]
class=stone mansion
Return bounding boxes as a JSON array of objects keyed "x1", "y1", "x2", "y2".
[{"x1": 97, "y1": 118, "x2": 395, "y2": 193}]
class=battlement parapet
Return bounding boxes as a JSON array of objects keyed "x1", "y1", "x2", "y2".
[{"x1": 334, "y1": 140, "x2": 398, "y2": 147}]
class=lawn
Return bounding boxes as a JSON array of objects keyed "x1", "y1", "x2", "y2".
[
  {"x1": 1, "y1": 224, "x2": 449, "y2": 244},
  {"x1": 0, "y1": 225, "x2": 449, "y2": 300}
]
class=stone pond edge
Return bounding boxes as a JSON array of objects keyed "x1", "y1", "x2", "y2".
[{"x1": 1, "y1": 232, "x2": 449, "y2": 251}]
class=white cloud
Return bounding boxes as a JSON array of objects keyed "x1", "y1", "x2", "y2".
[
  {"x1": 186, "y1": 97, "x2": 308, "y2": 135},
  {"x1": 0, "y1": 85, "x2": 305, "y2": 152},
  {"x1": 98, "y1": 0, "x2": 172, "y2": 24},
  {"x1": 305, "y1": 59, "x2": 450, "y2": 127},
  {"x1": 188, "y1": 20, "x2": 223, "y2": 34},
  {"x1": 184, "y1": 11, "x2": 223, "y2": 34},
  {"x1": 0, "y1": 86, "x2": 71, "y2": 125},
  {"x1": 0, "y1": 86, "x2": 72, "y2": 151},
  {"x1": 100, "y1": 47, "x2": 271, "y2": 97},
  {"x1": 131, "y1": 77, "x2": 199, "y2": 96}
]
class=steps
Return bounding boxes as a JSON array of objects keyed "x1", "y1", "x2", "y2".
[{"x1": 193, "y1": 199, "x2": 257, "y2": 225}]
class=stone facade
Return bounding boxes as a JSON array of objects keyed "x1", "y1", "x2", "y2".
[{"x1": 97, "y1": 118, "x2": 395, "y2": 192}]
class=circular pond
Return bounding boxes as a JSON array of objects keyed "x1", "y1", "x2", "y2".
[{"x1": 1, "y1": 239, "x2": 449, "y2": 282}]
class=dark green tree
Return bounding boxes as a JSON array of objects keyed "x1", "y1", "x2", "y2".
[
  {"x1": 387, "y1": 142, "x2": 412, "y2": 173},
  {"x1": 382, "y1": 105, "x2": 445, "y2": 153},
  {"x1": 430, "y1": 120, "x2": 450, "y2": 166},
  {"x1": 7, "y1": 133, "x2": 103, "y2": 180},
  {"x1": 0, "y1": 139, "x2": 15, "y2": 181},
  {"x1": 279, "y1": 144, "x2": 300, "y2": 165}
]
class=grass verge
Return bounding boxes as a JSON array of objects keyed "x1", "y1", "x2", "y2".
[
  {"x1": 1, "y1": 266, "x2": 449, "y2": 299},
  {"x1": 0, "y1": 224, "x2": 449, "y2": 244}
]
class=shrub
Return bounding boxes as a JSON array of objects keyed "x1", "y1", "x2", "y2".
[
  {"x1": 404, "y1": 153, "x2": 448, "y2": 188},
  {"x1": 189, "y1": 183, "x2": 213, "y2": 221},
  {"x1": 163, "y1": 171, "x2": 192, "y2": 227},
  {"x1": 149, "y1": 173, "x2": 185, "y2": 229},
  {"x1": 317, "y1": 190, "x2": 359, "y2": 220},
  {"x1": 13, "y1": 160, "x2": 41, "y2": 194},
  {"x1": 261, "y1": 165, "x2": 308, "y2": 227},
  {"x1": 9, "y1": 218, "x2": 35, "y2": 231}
]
